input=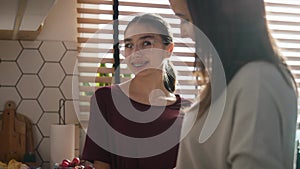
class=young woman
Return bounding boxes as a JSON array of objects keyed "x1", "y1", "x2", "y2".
[
  {"x1": 82, "y1": 13, "x2": 190, "y2": 169},
  {"x1": 169, "y1": 0, "x2": 298, "y2": 168}
]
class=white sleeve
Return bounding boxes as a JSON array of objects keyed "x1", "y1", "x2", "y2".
[{"x1": 227, "y1": 70, "x2": 296, "y2": 169}]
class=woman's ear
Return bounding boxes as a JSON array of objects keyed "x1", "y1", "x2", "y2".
[
  {"x1": 168, "y1": 43, "x2": 174, "y2": 53},
  {"x1": 166, "y1": 43, "x2": 174, "y2": 58}
]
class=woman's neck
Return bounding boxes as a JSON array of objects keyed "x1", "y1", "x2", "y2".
[
  {"x1": 132, "y1": 74, "x2": 164, "y2": 93},
  {"x1": 119, "y1": 72, "x2": 176, "y2": 106}
]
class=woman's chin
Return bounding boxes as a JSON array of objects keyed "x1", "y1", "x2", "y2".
[
  {"x1": 133, "y1": 68, "x2": 163, "y2": 79},
  {"x1": 133, "y1": 68, "x2": 151, "y2": 76}
]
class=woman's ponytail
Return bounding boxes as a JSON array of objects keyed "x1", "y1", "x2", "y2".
[{"x1": 163, "y1": 59, "x2": 176, "y2": 93}]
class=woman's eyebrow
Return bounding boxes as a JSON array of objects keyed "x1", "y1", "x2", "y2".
[
  {"x1": 139, "y1": 35, "x2": 155, "y2": 40},
  {"x1": 124, "y1": 38, "x2": 132, "y2": 43},
  {"x1": 124, "y1": 35, "x2": 155, "y2": 42}
]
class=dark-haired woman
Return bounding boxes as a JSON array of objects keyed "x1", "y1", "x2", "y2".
[
  {"x1": 169, "y1": 0, "x2": 298, "y2": 168},
  {"x1": 82, "y1": 13, "x2": 190, "y2": 169}
]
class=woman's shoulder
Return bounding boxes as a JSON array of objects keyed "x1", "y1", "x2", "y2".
[
  {"x1": 229, "y1": 61, "x2": 296, "y2": 99},
  {"x1": 94, "y1": 85, "x2": 120, "y2": 95},
  {"x1": 237, "y1": 61, "x2": 279, "y2": 77},
  {"x1": 231, "y1": 61, "x2": 291, "y2": 87}
]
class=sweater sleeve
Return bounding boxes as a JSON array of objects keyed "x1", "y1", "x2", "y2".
[
  {"x1": 227, "y1": 64, "x2": 297, "y2": 169},
  {"x1": 81, "y1": 92, "x2": 112, "y2": 164}
]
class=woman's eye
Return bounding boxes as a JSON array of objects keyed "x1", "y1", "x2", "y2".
[
  {"x1": 124, "y1": 43, "x2": 133, "y2": 48},
  {"x1": 143, "y1": 41, "x2": 152, "y2": 47}
]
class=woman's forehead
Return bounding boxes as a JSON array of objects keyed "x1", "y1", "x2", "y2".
[{"x1": 125, "y1": 23, "x2": 161, "y2": 38}]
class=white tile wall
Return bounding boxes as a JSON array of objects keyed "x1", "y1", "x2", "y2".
[
  {"x1": 40, "y1": 41, "x2": 65, "y2": 62},
  {"x1": 16, "y1": 75, "x2": 43, "y2": 99},
  {"x1": 65, "y1": 101, "x2": 79, "y2": 124},
  {"x1": 0, "y1": 87, "x2": 21, "y2": 109},
  {"x1": 61, "y1": 51, "x2": 78, "y2": 75},
  {"x1": 0, "y1": 62, "x2": 21, "y2": 85},
  {"x1": 17, "y1": 49, "x2": 44, "y2": 74},
  {"x1": 0, "y1": 40, "x2": 22, "y2": 60},
  {"x1": 60, "y1": 76, "x2": 77, "y2": 100},
  {"x1": 63, "y1": 41, "x2": 77, "y2": 51},
  {"x1": 39, "y1": 63, "x2": 65, "y2": 87},
  {"x1": 38, "y1": 113, "x2": 59, "y2": 137},
  {"x1": 38, "y1": 88, "x2": 64, "y2": 112},
  {"x1": 17, "y1": 100, "x2": 43, "y2": 124},
  {"x1": 20, "y1": 41, "x2": 42, "y2": 49},
  {"x1": 0, "y1": 40, "x2": 80, "y2": 168}
]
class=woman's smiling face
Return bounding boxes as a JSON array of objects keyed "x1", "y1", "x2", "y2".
[{"x1": 123, "y1": 23, "x2": 173, "y2": 75}]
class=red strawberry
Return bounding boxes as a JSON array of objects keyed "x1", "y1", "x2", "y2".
[
  {"x1": 72, "y1": 157, "x2": 80, "y2": 165},
  {"x1": 61, "y1": 159, "x2": 71, "y2": 167}
]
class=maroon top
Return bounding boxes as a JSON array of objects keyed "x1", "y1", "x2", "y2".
[{"x1": 82, "y1": 85, "x2": 190, "y2": 169}]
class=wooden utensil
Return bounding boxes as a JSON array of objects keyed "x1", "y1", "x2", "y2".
[{"x1": 0, "y1": 101, "x2": 26, "y2": 163}]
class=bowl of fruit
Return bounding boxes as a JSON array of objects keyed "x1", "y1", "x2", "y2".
[{"x1": 54, "y1": 157, "x2": 94, "y2": 169}]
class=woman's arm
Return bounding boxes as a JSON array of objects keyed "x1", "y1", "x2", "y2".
[{"x1": 83, "y1": 93, "x2": 113, "y2": 169}]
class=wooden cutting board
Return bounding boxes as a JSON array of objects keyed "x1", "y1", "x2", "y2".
[{"x1": 0, "y1": 101, "x2": 26, "y2": 163}]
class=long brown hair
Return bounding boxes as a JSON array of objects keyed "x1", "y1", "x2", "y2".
[{"x1": 186, "y1": 0, "x2": 297, "y2": 117}]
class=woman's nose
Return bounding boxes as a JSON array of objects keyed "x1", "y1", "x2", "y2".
[
  {"x1": 132, "y1": 49, "x2": 143, "y2": 58},
  {"x1": 133, "y1": 45, "x2": 142, "y2": 52}
]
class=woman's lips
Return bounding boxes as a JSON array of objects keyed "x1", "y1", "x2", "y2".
[{"x1": 131, "y1": 61, "x2": 149, "y2": 68}]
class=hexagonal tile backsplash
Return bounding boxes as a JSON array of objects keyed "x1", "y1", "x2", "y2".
[
  {"x1": 0, "y1": 40, "x2": 22, "y2": 60},
  {"x1": 0, "y1": 40, "x2": 79, "y2": 168},
  {"x1": 40, "y1": 41, "x2": 66, "y2": 62},
  {"x1": 0, "y1": 62, "x2": 22, "y2": 85},
  {"x1": 17, "y1": 100, "x2": 43, "y2": 124},
  {"x1": 17, "y1": 49, "x2": 44, "y2": 74},
  {"x1": 39, "y1": 63, "x2": 65, "y2": 87},
  {"x1": 17, "y1": 75, "x2": 43, "y2": 99}
]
